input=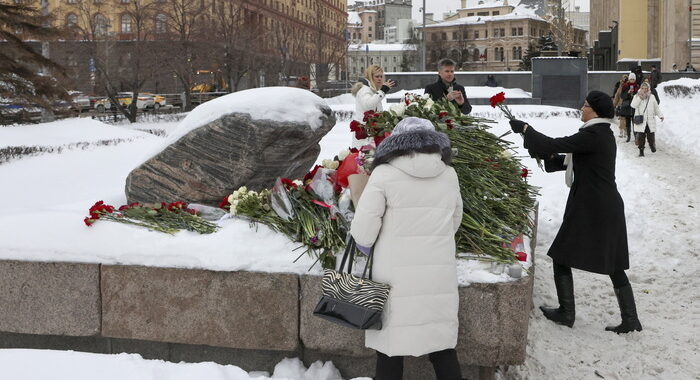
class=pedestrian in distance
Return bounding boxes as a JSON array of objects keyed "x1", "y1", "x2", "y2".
[
  {"x1": 351, "y1": 65, "x2": 396, "y2": 147},
  {"x1": 671, "y1": 63, "x2": 679, "y2": 72},
  {"x1": 618, "y1": 73, "x2": 639, "y2": 142},
  {"x1": 424, "y1": 58, "x2": 472, "y2": 114},
  {"x1": 684, "y1": 62, "x2": 696, "y2": 72},
  {"x1": 631, "y1": 81, "x2": 664, "y2": 157},
  {"x1": 508, "y1": 91, "x2": 643, "y2": 335},
  {"x1": 649, "y1": 64, "x2": 661, "y2": 89},
  {"x1": 350, "y1": 117, "x2": 464, "y2": 380},
  {"x1": 612, "y1": 74, "x2": 629, "y2": 138}
]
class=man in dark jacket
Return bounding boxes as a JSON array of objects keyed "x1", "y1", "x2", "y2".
[
  {"x1": 509, "y1": 91, "x2": 642, "y2": 335},
  {"x1": 649, "y1": 65, "x2": 661, "y2": 89},
  {"x1": 424, "y1": 58, "x2": 472, "y2": 114}
]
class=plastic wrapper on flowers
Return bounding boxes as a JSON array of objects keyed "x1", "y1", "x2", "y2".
[{"x1": 83, "y1": 201, "x2": 219, "y2": 234}]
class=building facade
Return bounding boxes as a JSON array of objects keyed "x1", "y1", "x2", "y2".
[
  {"x1": 421, "y1": 2, "x2": 588, "y2": 71},
  {"x1": 16, "y1": 0, "x2": 348, "y2": 93},
  {"x1": 347, "y1": 43, "x2": 417, "y2": 78},
  {"x1": 591, "y1": 0, "x2": 700, "y2": 72},
  {"x1": 347, "y1": 0, "x2": 412, "y2": 42}
]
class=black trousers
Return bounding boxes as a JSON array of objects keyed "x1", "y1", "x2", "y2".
[
  {"x1": 375, "y1": 349, "x2": 462, "y2": 380},
  {"x1": 553, "y1": 261, "x2": 630, "y2": 288}
]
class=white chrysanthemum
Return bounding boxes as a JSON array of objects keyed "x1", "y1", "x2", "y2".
[
  {"x1": 338, "y1": 149, "x2": 351, "y2": 161},
  {"x1": 390, "y1": 102, "x2": 406, "y2": 116}
]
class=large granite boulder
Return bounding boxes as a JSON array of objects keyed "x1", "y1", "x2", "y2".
[{"x1": 125, "y1": 87, "x2": 334, "y2": 205}]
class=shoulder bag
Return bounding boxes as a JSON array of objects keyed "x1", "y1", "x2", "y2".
[
  {"x1": 633, "y1": 98, "x2": 649, "y2": 125},
  {"x1": 312, "y1": 236, "x2": 390, "y2": 330}
]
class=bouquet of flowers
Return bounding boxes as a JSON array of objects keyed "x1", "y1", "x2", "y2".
[{"x1": 84, "y1": 200, "x2": 218, "y2": 234}]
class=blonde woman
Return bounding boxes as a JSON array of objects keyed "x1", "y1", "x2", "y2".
[
  {"x1": 351, "y1": 65, "x2": 395, "y2": 147},
  {"x1": 631, "y1": 81, "x2": 664, "y2": 156}
]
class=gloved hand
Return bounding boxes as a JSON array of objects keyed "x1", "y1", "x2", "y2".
[
  {"x1": 528, "y1": 149, "x2": 547, "y2": 159},
  {"x1": 356, "y1": 243, "x2": 372, "y2": 255},
  {"x1": 509, "y1": 119, "x2": 528, "y2": 134}
]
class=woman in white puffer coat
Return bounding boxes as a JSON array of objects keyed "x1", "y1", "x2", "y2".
[
  {"x1": 631, "y1": 81, "x2": 664, "y2": 156},
  {"x1": 350, "y1": 117, "x2": 463, "y2": 380},
  {"x1": 350, "y1": 65, "x2": 395, "y2": 147}
]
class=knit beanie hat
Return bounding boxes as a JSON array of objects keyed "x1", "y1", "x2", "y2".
[
  {"x1": 586, "y1": 90, "x2": 615, "y2": 118},
  {"x1": 628, "y1": 72, "x2": 636, "y2": 81}
]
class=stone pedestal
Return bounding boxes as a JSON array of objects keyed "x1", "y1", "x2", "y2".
[{"x1": 532, "y1": 57, "x2": 588, "y2": 109}]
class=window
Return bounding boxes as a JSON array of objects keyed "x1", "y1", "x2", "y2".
[
  {"x1": 511, "y1": 28, "x2": 516, "y2": 36},
  {"x1": 65, "y1": 13, "x2": 77, "y2": 27},
  {"x1": 492, "y1": 11, "x2": 499, "y2": 15},
  {"x1": 432, "y1": 33, "x2": 438, "y2": 41},
  {"x1": 512, "y1": 46, "x2": 517, "y2": 60},
  {"x1": 485, "y1": 29, "x2": 488, "y2": 38},
  {"x1": 121, "y1": 14, "x2": 132, "y2": 33},
  {"x1": 155, "y1": 13, "x2": 167, "y2": 33},
  {"x1": 368, "y1": 26, "x2": 372, "y2": 31},
  {"x1": 441, "y1": 32, "x2": 447, "y2": 40},
  {"x1": 453, "y1": 31, "x2": 458, "y2": 40},
  {"x1": 393, "y1": 56, "x2": 397, "y2": 62},
  {"x1": 94, "y1": 14, "x2": 108, "y2": 36},
  {"x1": 474, "y1": 30, "x2": 479, "y2": 39},
  {"x1": 518, "y1": 27, "x2": 523, "y2": 36},
  {"x1": 494, "y1": 29, "x2": 499, "y2": 37},
  {"x1": 477, "y1": 11, "x2": 488, "y2": 16},
  {"x1": 467, "y1": 12, "x2": 474, "y2": 16},
  {"x1": 463, "y1": 30, "x2": 468, "y2": 39},
  {"x1": 500, "y1": 28, "x2": 505, "y2": 37},
  {"x1": 369, "y1": 16, "x2": 372, "y2": 22}
]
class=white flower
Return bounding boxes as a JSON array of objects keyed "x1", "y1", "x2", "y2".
[
  {"x1": 248, "y1": 190, "x2": 258, "y2": 197},
  {"x1": 421, "y1": 93, "x2": 432, "y2": 100},
  {"x1": 338, "y1": 149, "x2": 350, "y2": 161},
  {"x1": 390, "y1": 103, "x2": 406, "y2": 116},
  {"x1": 322, "y1": 159, "x2": 339, "y2": 170},
  {"x1": 499, "y1": 150, "x2": 513, "y2": 158},
  {"x1": 228, "y1": 193, "x2": 236, "y2": 203},
  {"x1": 423, "y1": 98, "x2": 435, "y2": 110},
  {"x1": 292, "y1": 179, "x2": 303, "y2": 187},
  {"x1": 238, "y1": 186, "x2": 247, "y2": 193},
  {"x1": 232, "y1": 199, "x2": 240, "y2": 207}
]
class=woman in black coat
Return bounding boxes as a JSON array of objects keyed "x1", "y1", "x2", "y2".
[{"x1": 509, "y1": 91, "x2": 642, "y2": 334}]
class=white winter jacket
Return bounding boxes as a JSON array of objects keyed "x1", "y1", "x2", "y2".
[
  {"x1": 350, "y1": 152, "x2": 463, "y2": 357},
  {"x1": 631, "y1": 94, "x2": 663, "y2": 133},
  {"x1": 352, "y1": 84, "x2": 387, "y2": 147}
]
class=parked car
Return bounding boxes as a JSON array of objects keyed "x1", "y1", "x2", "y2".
[
  {"x1": 69, "y1": 91, "x2": 111, "y2": 112},
  {"x1": 116, "y1": 92, "x2": 154, "y2": 110},
  {"x1": 140, "y1": 92, "x2": 167, "y2": 109}
]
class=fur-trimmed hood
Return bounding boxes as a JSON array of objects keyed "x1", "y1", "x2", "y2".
[
  {"x1": 372, "y1": 129, "x2": 452, "y2": 177},
  {"x1": 351, "y1": 77, "x2": 371, "y2": 96}
]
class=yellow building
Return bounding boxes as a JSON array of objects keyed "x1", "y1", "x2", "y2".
[{"x1": 601, "y1": 0, "x2": 700, "y2": 71}]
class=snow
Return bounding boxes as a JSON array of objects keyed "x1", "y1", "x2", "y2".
[
  {"x1": 170, "y1": 87, "x2": 329, "y2": 145},
  {"x1": 347, "y1": 43, "x2": 416, "y2": 52},
  {"x1": 0, "y1": 350, "x2": 370, "y2": 380},
  {"x1": 423, "y1": 12, "x2": 544, "y2": 28},
  {"x1": 2, "y1": 78, "x2": 700, "y2": 378},
  {"x1": 0, "y1": 118, "x2": 147, "y2": 147},
  {"x1": 347, "y1": 11, "x2": 361, "y2": 25}
]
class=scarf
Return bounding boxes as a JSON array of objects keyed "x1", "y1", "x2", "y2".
[{"x1": 563, "y1": 117, "x2": 615, "y2": 187}]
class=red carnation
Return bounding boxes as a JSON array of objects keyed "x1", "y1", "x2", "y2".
[
  {"x1": 350, "y1": 120, "x2": 361, "y2": 132},
  {"x1": 405, "y1": 99, "x2": 410, "y2": 105},
  {"x1": 118, "y1": 205, "x2": 129, "y2": 211},
  {"x1": 354, "y1": 129, "x2": 368, "y2": 140},
  {"x1": 489, "y1": 92, "x2": 506, "y2": 108},
  {"x1": 439, "y1": 111, "x2": 448, "y2": 118},
  {"x1": 515, "y1": 251, "x2": 527, "y2": 262},
  {"x1": 362, "y1": 110, "x2": 375, "y2": 122},
  {"x1": 281, "y1": 177, "x2": 298, "y2": 189},
  {"x1": 349, "y1": 147, "x2": 359, "y2": 154},
  {"x1": 373, "y1": 132, "x2": 391, "y2": 147},
  {"x1": 446, "y1": 119, "x2": 453, "y2": 129},
  {"x1": 84, "y1": 217, "x2": 95, "y2": 226},
  {"x1": 521, "y1": 168, "x2": 529, "y2": 178},
  {"x1": 218, "y1": 195, "x2": 231, "y2": 209}
]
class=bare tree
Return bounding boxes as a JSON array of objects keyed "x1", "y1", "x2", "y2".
[{"x1": 158, "y1": 0, "x2": 206, "y2": 111}]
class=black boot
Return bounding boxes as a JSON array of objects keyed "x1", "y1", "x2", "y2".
[
  {"x1": 626, "y1": 123, "x2": 631, "y2": 142},
  {"x1": 638, "y1": 147, "x2": 644, "y2": 157},
  {"x1": 605, "y1": 284, "x2": 643, "y2": 334},
  {"x1": 540, "y1": 274, "x2": 575, "y2": 327}
]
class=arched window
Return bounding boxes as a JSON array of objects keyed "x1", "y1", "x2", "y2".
[
  {"x1": 512, "y1": 46, "x2": 517, "y2": 60},
  {"x1": 121, "y1": 14, "x2": 132, "y2": 33},
  {"x1": 94, "y1": 14, "x2": 108, "y2": 36},
  {"x1": 517, "y1": 47, "x2": 523, "y2": 60},
  {"x1": 65, "y1": 13, "x2": 77, "y2": 28},
  {"x1": 472, "y1": 48, "x2": 480, "y2": 61},
  {"x1": 155, "y1": 14, "x2": 167, "y2": 33}
]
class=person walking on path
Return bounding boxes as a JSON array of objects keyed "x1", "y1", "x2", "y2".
[
  {"x1": 424, "y1": 58, "x2": 472, "y2": 114},
  {"x1": 508, "y1": 91, "x2": 643, "y2": 335},
  {"x1": 649, "y1": 65, "x2": 662, "y2": 89},
  {"x1": 612, "y1": 74, "x2": 628, "y2": 138},
  {"x1": 351, "y1": 65, "x2": 396, "y2": 147},
  {"x1": 350, "y1": 117, "x2": 464, "y2": 380},
  {"x1": 619, "y1": 73, "x2": 639, "y2": 142},
  {"x1": 631, "y1": 82, "x2": 664, "y2": 157}
]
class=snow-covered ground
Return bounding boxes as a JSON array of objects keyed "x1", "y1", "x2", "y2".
[{"x1": 1, "y1": 79, "x2": 699, "y2": 379}]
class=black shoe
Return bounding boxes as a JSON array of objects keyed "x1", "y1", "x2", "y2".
[
  {"x1": 540, "y1": 274, "x2": 575, "y2": 327},
  {"x1": 639, "y1": 148, "x2": 644, "y2": 157},
  {"x1": 605, "y1": 284, "x2": 643, "y2": 334}
]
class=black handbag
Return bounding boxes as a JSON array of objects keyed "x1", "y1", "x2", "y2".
[{"x1": 313, "y1": 237, "x2": 390, "y2": 330}]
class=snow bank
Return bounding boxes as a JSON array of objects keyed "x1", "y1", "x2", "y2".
[
  {"x1": 0, "y1": 349, "x2": 370, "y2": 380},
  {"x1": 170, "y1": 87, "x2": 329, "y2": 145},
  {"x1": 0, "y1": 118, "x2": 148, "y2": 148},
  {"x1": 656, "y1": 77, "x2": 700, "y2": 157}
]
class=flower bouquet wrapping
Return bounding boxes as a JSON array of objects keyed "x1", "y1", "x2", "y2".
[{"x1": 84, "y1": 201, "x2": 218, "y2": 234}]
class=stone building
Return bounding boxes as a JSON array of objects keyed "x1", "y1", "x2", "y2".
[
  {"x1": 421, "y1": 1, "x2": 588, "y2": 71},
  {"x1": 347, "y1": 0, "x2": 412, "y2": 42},
  {"x1": 590, "y1": 0, "x2": 700, "y2": 72},
  {"x1": 14, "y1": 0, "x2": 348, "y2": 93},
  {"x1": 347, "y1": 43, "x2": 417, "y2": 79}
]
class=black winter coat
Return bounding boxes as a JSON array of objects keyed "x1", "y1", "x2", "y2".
[
  {"x1": 524, "y1": 123, "x2": 629, "y2": 274},
  {"x1": 424, "y1": 77, "x2": 472, "y2": 114}
]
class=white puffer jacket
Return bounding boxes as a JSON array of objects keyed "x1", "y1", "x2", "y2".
[
  {"x1": 352, "y1": 83, "x2": 387, "y2": 147},
  {"x1": 350, "y1": 151, "x2": 463, "y2": 357},
  {"x1": 631, "y1": 93, "x2": 663, "y2": 133}
]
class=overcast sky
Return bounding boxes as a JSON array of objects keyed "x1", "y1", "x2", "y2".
[{"x1": 409, "y1": 0, "x2": 590, "y2": 21}]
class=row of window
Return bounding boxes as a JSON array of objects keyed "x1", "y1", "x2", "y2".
[
  {"x1": 430, "y1": 26, "x2": 538, "y2": 41},
  {"x1": 429, "y1": 46, "x2": 525, "y2": 62},
  {"x1": 65, "y1": 13, "x2": 167, "y2": 34}
]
